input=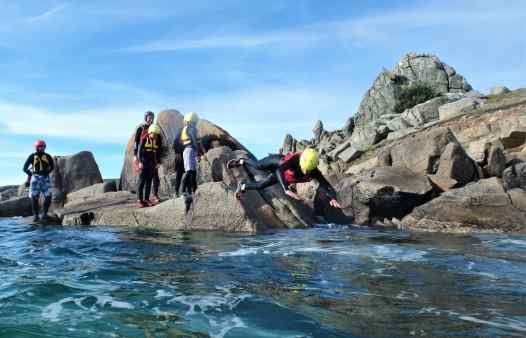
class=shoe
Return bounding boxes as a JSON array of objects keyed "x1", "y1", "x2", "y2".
[
  {"x1": 136, "y1": 200, "x2": 146, "y2": 208},
  {"x1": 144, "y1": 200, "x2": 153, "y2": 207},
  {"x1": 32, "y1": 215, "x2": 40, "y2": 223},
  {"x1": 151, "y1": 195, "x2": 161, "y2": 205},
  {"x1": 227, "y1": 158, "x2": 246, "y2": 169}
]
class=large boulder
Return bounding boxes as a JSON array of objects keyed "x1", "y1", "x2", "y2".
[
  {"x1": 65, "y1": 181, "x2": 118, "y2": 204},
  {"x1": 436, "y1": 142, "x2": 478, "y2": 186},
  {"x1": 388, "y1": 127, "x2": 458, "y2": 174},
  {"x1": 503, "y1": 163, "x2": 526, "y2": 191},
  {"x1": 438, "y1": 98, "x2": 480, "y2": 120},
  {"x1": 336, "y1": 166, "x2": 434, "y2": 225},
  {"x1": 0, "y1": 196, "x2": 32, "y2": 217},
  {"x1": 485, "y1": 144, "x2": 506, "y2": 178},
  {"x1": 351, "y1": 53, "x2": 472, "y2": 149},
  {"x1": 400, "y1": 96, "x2": 450, "y2": 127},
  {"x1": 0, "y1": 186, "x2": 19, "y2": 201},
  {"x1": 51, "y1": 151, "x2": 103, "y2": 206},
  {"x1": 401, "y1": 178, "x2": 526, "y2": 233},
  {"x1": 119, "y1": 109, "x2": 251, "y2": 194}
]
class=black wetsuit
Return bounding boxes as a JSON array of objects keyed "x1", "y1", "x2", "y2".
[
  {"x1": 172, "y1": 129, "x2": 185, "y2": 196},
  {"x1": 23, "y1": 152, "x2": 54, "y2": 177},
  {"x1": 134, "y1": 124, "x2": 162, "y2": 197},
  {"x1": 243, "y1": 153, "x2": 337, "y2": 200},
  {"x1": 137, "y1": 134, "x2": 161, "y2": 202}
]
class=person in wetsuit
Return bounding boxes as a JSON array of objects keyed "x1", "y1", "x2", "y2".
[
  {"x1": 228, "y1": 148, "x2": 342, "y2": 208},
  {"x1": 136, "y1": 124, "x2": 162, "y2": 208},
  {"x1": 177, "y1": 112, "x2": 202, "y2": 196},
  {"x1": 133, "y1": 111, "x2": 162, "y2": 204},
  {"x1": 23, "y1": 140, "x2": 55, "y2": 222},
  {"x1": 172, "y1": 126, "x2": 186, "y2": 198}
]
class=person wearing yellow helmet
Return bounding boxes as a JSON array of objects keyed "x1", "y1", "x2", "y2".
[
  {"x1": 136, "y1": 123, "x2": 163, "y2": 208},
  {"x1": 227, "y1": 148, "x2": 342, "y2": 208},
  {"x1": 176, "y1": 112, "x2": 202, "y2": 197}
]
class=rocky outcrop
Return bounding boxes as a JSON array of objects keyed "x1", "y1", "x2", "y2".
[
  {"x1": 350, "y1": 53, "x2": 473, "y2": 149},
  {"x1": 66, "y1": 181, "x2": 117, "y2": 203},
  {"x1": 336, "y1": 166, "x2": 434, "y2": 225},
  {"x1": 503, "y1": 163, "x2": 526, "y2": 191},
  {"x1": 0, "y1": 185, "x2": 19, "y2": 201},
  {"x1": 0, "y1": 196, "x2": 32, "y2": 217},
  {"x1": 435, "y1": 142, "x2": 478, "y2": 186},
  {"x1": 401, "y1": 178, "x2": 526, "y2": 233},
  {"x1": 439, "y1": 98, "x2": 481, "y2": 120},
  {"x1": 119, "y1": 109, "x2": 251, "y2": 194}
]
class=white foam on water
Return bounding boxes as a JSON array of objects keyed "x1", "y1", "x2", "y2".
[
  {"x1": 498, "y1": 239, "x2": 526, "y2": 247},
  {"x1": 42, "y1": 297, "x2": 76, "y2": 322},
  {"x1": 155, "y1": 289, "x2": 174, "y2": 299},
  {"x1": 458, "y1": 315, "x2": 526, "y2": 333},
  {"x1": 467, "y1": 261, "x2": 475, "y2": 270},
  {"x1": 41, "y1": 295, "x2": 134, "y2": 322},
  {"x1": 209, "y1": 316, "x2": 246, "y2": 338},
  {"x1": 96, "y1": 295, "x2": 134, "y2": 309}
]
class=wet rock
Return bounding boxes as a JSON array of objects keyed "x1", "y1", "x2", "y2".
[
  {"x1": 438, "y1": 98, "x2": 480, "y2": 120},
  {"x1": 502, "y1": 162, "x2": 526, "y2": 190},
  {"x1": 436, "y1": 142, "x2": 478, "y2": 186},
  {"x1": 336, "y1": 166, "x2": 434, "y2": 225},
  {"x1": 401, "y1": 178, "x2": 526, "y2": 233},
  {"x1": 0, "y1": 196, "x2": 32, "y2": 217}
]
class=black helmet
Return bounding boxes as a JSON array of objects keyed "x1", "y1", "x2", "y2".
[{"x1": 144, "y1": 111, "x2": 155, "y2": 121}]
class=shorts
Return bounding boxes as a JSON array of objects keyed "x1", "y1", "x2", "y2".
[
  {"x1": 183, "y1": 147, "x2": 197, "y2": 171},
  {"x1": 29, "y1": 174, "x2": 51, "y2": 198}
]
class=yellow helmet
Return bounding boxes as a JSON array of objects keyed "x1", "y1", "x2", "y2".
[
  {"x1": 184, "y1": 112, "x2": 199, "y2": 124},
  {"x1": 148, "y1": 124, "x2": 161, "y2": 135},
  {"x1": 299, "y1": 148, "x2": 319, "y2": 174}
]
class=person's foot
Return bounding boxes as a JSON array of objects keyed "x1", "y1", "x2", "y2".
[
  {"x1": 32, "y1": 215, "x2": 40, "y2": 223},
  {"x1": 144, "y1": 200, "x2": 153, "y2": 207},
  {"x1": 136, "y1": 200, "x2": 146, "y2": 208},
  {"x1": 151, "y1": 195, "x2": 161, "y2": 205},
  {"x1": 235, "y1": 181, "x2": 246, "y2": 199},
  {"x1": 41, "y1": 214, "x2": 49, "y2": 222},
  {"x1": 227, "y1": 158, "x2": 247, "y2": 169}
]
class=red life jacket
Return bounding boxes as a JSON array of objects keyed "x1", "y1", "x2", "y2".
[{"x1": 280, "y1": 152, "x2": 311, "y2": 184}]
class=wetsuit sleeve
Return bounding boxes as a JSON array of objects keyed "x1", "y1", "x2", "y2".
[
  {"x1": 275, "y1": 159, "x2": 296, "y2": 192},
  {"x1": 189, "y1": 125, "x2": 200, "y2": 153},
  {"x1": 133, "y1": 126, "x2": 143, "y2": 157},
  {"x1": 138, "y1": 137, "x2": 146, "y2": 164},
  {"x1": 47, "y1": 154, "x2": 55, "y2": 175},
  {"x1": 311, "y1": 169, "x2": 337, "y2": 200},
  {"x1": 173, "y1": 130, "x2": 181, "y2": 152},
  {"x1": 23, "y1": 154, "x2": 34, "y2": 175}
]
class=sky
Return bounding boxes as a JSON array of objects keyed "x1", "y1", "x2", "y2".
[{"x1": 0, "y1": 0, "x2": 525, "y2": 185}]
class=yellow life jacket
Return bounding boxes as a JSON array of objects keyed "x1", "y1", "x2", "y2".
[
  {"x1": 180, "y1": 126, "x2": 191, "y2": 146},
  {"x1": 33, "y1": 154, "x2": 49, "y2": 172},
  {"x1": 144, "y1": 135, "x2": 158, "y2": 152}
]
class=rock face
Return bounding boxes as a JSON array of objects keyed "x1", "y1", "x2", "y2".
[
  {"x1": 351, "y1": 53, "x2": 472, "y2": 149},
  {"x1": 0, "y1": 196, "x2": 32, "y2": 217},
  {"x1": 401, "y1": 178, "x2": 526, "y2": 233},
  {"x1": 436, "y1": 142, "x2": 478, "y2": 186},
  {"x1": 66, "y1": 181, "x2": 117, "y2": 204},
  {"x1": 119, "y1": 109, "x2": 251, "y2": 194},
  {"x1": 0, "y1": 186, "x2": 19, "y2": 201},
  {"x1": 439, "y1": 98, "x2": 480, "y2": 120},
  {"x1": 336, "y1": 166, "x2": 434, "y2": 225},
  {"x1": 503, "y1": 163, "x2": 526, "y2": 190},
  {"x1": 51, "y1": 151, "x2": 103, "y2": 206}
]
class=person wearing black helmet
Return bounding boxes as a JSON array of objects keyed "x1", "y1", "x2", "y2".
[
  {"x1": 133, "y1": 111, "x2": 162, "y2": 203},
  {"x1": 23, "y1": 140, "x2": 55, "y2": 222}
]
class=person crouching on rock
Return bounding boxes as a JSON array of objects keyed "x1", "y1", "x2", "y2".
[
  {"x1": 23, "y1": 140, "x2": 55, "y2": 222},
  {"x1": 136, "y1": 124, "x2": 162, "y2": 208},
  {"x1": 179, "y1": 112, "x2": 201, "y2": 196},
  {"x1": 133, "y1": 111, "x2": 162, "y2": 204},
  {"x1": 228, "y1": 148, "x2": 342, "y2": 209}
]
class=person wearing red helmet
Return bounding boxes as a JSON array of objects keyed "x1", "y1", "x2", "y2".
[{"x1": 23, "y1": 140, "x2": 55, "y2": 222}]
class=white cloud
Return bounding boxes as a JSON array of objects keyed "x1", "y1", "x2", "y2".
[{"x1": 24, "y1": 4, "x2": 68, "y2": 23}]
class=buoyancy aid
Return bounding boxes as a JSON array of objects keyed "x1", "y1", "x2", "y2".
[
  {"x1": 33, "y1": 153, "x2": 50, "y2": 172},
  {"x1": 280, "y1": 152, "x2": 310, "y2": 184},
  {"x1": 180, "y1": 126, "x2": 191, "y2": 146}
]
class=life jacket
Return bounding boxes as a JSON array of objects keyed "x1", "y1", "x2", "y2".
[
  {"x1": 139, "y1": 124, "x2": 150, "y2": 142},
  {"x1": 180, "y1": 126, "x2": 192, "y2": 146},
  {"x1": 280, "y1": 152, "x2": 311, "y2": 184},
  {"x1": 143, "y1": 135, "x2": 158, "y2": 152},
  {"x1": 33, "y1": 153, "x2": 50, "y2": 172}
]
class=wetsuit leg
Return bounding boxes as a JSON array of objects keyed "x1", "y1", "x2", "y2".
[
  {"x1": 174, "y1": 160, "x2": 184, "y2": 196},
  {"x1": 182, "y1": 170, "x2": 197, "y2": 194},
  {"x1": 191, "y1": 170, "x2": 198, "y2": 193},
  {"x1": 152, "y1": 168, "x2": 160, "y2": 197},
  {"x1": 137, "y1": 169, "x2": 148, "y2": 201},
  {"x1": 144, "y1": 167, "x2": 154, "y2": 202},
  {"x1": 244, "y1": 154, "x2": 282, "y2": 172},
  {"x1": 243, "y1": 173, "x2": 278, "y2": 191}
]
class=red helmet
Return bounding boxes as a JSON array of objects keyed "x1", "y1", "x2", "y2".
[{"x1": 34, "y1": 140, "x2": 46, "y2": 149}]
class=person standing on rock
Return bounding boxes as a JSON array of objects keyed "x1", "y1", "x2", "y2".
[
  {"x1": 172, "y1": 126, "x2": 186, "y2": 198},
  {"x1": 23, "y1": 140, "x2": 55, "y2": 222},
  {"x1": 228, "y1": 148, "x2": 342, "y2": 209},
  {"x1": 133, "y1": 111, "x2": 162, "y2": 204},
  {"x1": 136, "y1": 124, "x2": 162, "y2": 208},
  {"x1": 178, "y1": 112, "x2": 201, "y2": 196}
]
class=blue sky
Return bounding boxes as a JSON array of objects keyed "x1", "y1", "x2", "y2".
[{"x1": 0, "y1": 0, "x2": 525, "y2": 185}]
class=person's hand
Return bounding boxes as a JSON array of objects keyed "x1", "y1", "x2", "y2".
[
  {"x1": 133, "y1": 156, "x2": 138, "y2": 163},
  {"x1": 139, "y1": 162, "x2": 144, "y2": 170},
  {"x1": 329, "y1": 199, "x2": 342, "y2": 209},
  {"x1": 285, "y1": 190, "x2": 303, "y2": 201}
]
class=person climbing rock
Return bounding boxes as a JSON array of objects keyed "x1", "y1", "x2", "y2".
[
  {"x1": 23, "y1": 140, "x2": 55, "y2": 222},
  {"x1": 178, "y1": 112, "x2": 202, "y2": 197},
  {"x1": 133, "y1": 111, "x2": 162, "y2": 204},
  {"x1": 172, "y1": 125, "x2": 186, "y2": 198},
  {"x1": 228, "y1": 148, "x2": 342, "y2": 209},
  {"x1": 136, "y1": 124, "x2": 162, "y2": 208}
]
